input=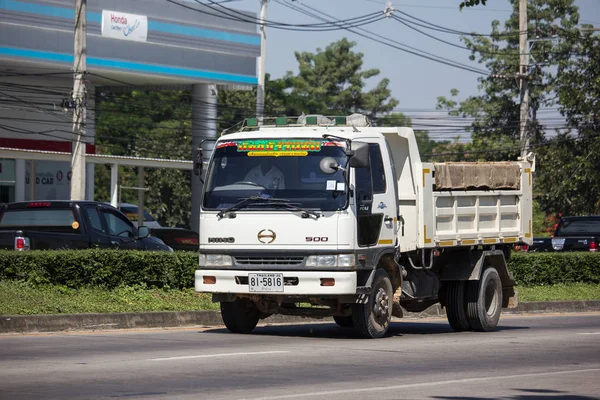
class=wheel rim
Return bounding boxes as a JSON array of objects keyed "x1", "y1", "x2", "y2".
[
  {"x1": 484, "y1": 280, "x2": 499, "y2": 317},
  {"x1": 373, "y1": 287, "x2": 390, "y2": 324}
]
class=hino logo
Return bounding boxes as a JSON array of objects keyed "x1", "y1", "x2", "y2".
[
  {"x1": 208, "y1": 237, "x2": 235, "y2": 243},
  {"x1": 257, "y1": 229, "x2": 276, "y2": 244}
]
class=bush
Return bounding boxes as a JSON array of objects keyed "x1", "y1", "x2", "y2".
[
  {"x1": 1, "y1": 250, "x2": 599, "y2": 289},
  {"x1": 0, "y1": 250, "x2": 198, "y2": 289},
  {"x1": 508, "y1": 253, "x2": 600, "y2": 286}
]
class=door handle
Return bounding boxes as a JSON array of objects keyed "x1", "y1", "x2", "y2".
[{"x1": 384, "y1": 216, "x2": 394, "y2": 223}]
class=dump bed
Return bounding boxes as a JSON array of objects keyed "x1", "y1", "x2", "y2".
[{"x1": 382, "y1": 128, "x2": 532, "y2": 252}]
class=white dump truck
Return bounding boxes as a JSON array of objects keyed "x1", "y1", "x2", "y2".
[{"x1": 194, "y1": 115, "x2": 532, "y2": 338}]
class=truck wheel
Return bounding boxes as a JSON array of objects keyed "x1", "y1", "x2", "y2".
[
  {"x1": 220, "y1": 298, "x2": 260, "y2": 334},
  {"x1": 444, "y1": 281, "x2": 470, "y2": 332},
  {"x1": 352, "y1": 269, "x2": 393, "y2": 338},
  {"x1": 466, "y1": 267, "x2": 503, "y2": 332},
  {"x1": 333, "y1": 315, "x2": 354, "y2": 328}
]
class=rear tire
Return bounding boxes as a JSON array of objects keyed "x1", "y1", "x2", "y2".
[
  {"x1": 333, "y1": 315, "x2": 354, "y2": 328},
  {"x1": 444, "y1": 280, "x2": 470, "y2": 332},
  {"x1": 220, "y1": 298, "x2": 260, "y2": 334},
  {"x1": 352, "y1": 269, "x2": 393, "y2": 338},
  {"x1": 467, "y1": 267, "x2": 503, "y2": 332}
]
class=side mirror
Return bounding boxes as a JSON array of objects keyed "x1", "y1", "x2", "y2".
[
  {"x1": 348, "y1": 142, "x2": 369, "y2": 168},
  {"x1": 319, "y1": 157, "x2": 339, "y2": 175},
  {"x1": 137, "y1": 226, "x2": 150, "y2": 239}
]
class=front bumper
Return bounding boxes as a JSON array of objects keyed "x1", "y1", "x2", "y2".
[{"x1": 195, "y1": 269, "x2": 357, "y2": 295}]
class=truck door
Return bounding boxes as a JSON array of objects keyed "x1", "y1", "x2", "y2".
[{"x1": 354, "y1": 143, "x2": 397, "y2": 251}]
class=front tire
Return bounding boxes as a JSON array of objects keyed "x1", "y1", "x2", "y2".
[
  {"x1": 466, "y1": 267, "x2": 503, "y2": 332},
  {"x1": 220, "y1": 298, "x2": 260, "y2": 334},
  {"x1": 352, "y1": 269, "x2": 393, "y2": 338}
]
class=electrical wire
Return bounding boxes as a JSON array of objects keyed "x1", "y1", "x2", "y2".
[{"x1": 275, "y1": 0, "x2": 490, "y2": 75}]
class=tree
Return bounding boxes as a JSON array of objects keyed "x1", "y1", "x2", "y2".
[
  {"x1": 436, "y1": 0, "x2": 580, "y2": 161},
  {"x1": 94, "y1": 89, "x2": 193, "y2": 228},
  {"x1": 460, "y1": 0, "x2": 487, "y2": 9},
  {"x1": 534, "y1": 29, "x2": 600, "y2": 215},
  {"x1": 282, "y1": 38, "x2": 398, "y2": 119}
]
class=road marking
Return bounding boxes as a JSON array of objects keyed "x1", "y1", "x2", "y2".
[
  {"x1": 150, "y1": 350, "x2": 289, "y2": 361},
  {"x1": 577, "y1": 332, "x2": 600, "y2": 335},
  {"x1": 244, "y1": 368, "x2": 600, "y2": 400}
]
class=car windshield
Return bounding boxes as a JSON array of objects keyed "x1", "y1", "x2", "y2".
[
  {"x1": 556, "y1": 218, "x2": 600, "y2": 235},
  {"x1": 120, "y1": 206, "x2": 156, "y2": 222},
  {"x1": 203, "y1": 138, "x2": 348, "y2": 211}
]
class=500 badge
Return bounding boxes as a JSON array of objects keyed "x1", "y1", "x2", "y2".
[{"x1": 306, "y1": 237, "x2": 329, "y2": 242}]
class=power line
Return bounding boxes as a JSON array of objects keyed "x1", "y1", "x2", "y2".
[{"x1": 275, "y1": 0, "x2": 490, "y2": 75}]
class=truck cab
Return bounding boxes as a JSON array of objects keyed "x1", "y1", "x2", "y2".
[{"x1": 195, "y1": 115, "x2": 532, "y2": 338}]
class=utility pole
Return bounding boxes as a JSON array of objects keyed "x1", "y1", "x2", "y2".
[
  {"x1": 518, "y1": 0, "x2": 529, "y2": 159},
  {"x1": 256, "y1": 0, "x2": 267, "y2": 123},
  {"x1": 70, "y1": 0, "x2": 87, "y2": 200}
]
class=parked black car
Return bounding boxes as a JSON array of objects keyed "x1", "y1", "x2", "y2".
[
  {"x1": 149, "y1": 227, "x2": 199, "y2": 251},
  {"x1": 0, "y1": 201, "x2": 172, "y2": 251},
  {"x1": 524, "y1": 216, "x2": 599, "y2": 252}
]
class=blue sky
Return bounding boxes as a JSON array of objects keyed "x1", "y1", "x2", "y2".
[{"x1": 228, "y1": 0, "x2": 599, "y2": 140}]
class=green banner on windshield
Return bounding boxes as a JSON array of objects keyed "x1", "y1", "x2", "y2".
[{"x1": 237, "y1": 140, "x2": 322, "y2": 157}]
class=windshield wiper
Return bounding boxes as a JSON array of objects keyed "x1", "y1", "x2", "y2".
[
  {"x1": 269, "y1": 202, "x2": 320, "y2": 219},
  {"x1": 216, "y1": 196, "x2": 290, "y2": 218}
]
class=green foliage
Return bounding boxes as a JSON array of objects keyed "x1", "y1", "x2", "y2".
[
  {"x1": 436, "y1": 0, "x2": 580, "y2": 161},
  {"x1": 94, "y1": 89, "x2": 193, "y2": 228},
  {"x1": 534, "y1": 30, "x2": 600, "y2": 215},
  {"x1": 281, "y1": 38, "x2": 398, "y2": 119},
  {"x1": 2, "y1": 250, "x2": 599, "y2": 291},
  {"x1": 515, "y1": 283, "x2": 600, "y2": 301},
  {"x1": 0, "y1": 281, "x2": 216, "y2": 315},
  {"x1": 508, "y1": 253, "x2": 600, "y2": 286},
  {"x1": 460, "y1": 0, "x2": 487, "y2": 9},
  {"x1": 0, "y1": 250, "x2": 198, "y2": 289}
]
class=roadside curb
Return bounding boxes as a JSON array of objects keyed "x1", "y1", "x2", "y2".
[{"x1": 2, "y1": 301, "x2": 600, "y2": 334}]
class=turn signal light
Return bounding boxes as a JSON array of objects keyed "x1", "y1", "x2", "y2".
[
  {"x1": 320, "y1": 278, "x2": 335, "y2": 287},
  {"x1": 203, "y1": 276, "x2": 216, "y2": 284}
]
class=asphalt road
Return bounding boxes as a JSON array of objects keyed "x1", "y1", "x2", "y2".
[{"x1": 1, "y1": 313, "x2": 600, "y2": 400}]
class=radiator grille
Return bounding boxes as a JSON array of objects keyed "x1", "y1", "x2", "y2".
[{"x1": 234, "y1": 256, "x2": 304, "y2": 266}]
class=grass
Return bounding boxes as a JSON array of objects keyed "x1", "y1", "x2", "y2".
[
  {"x1": 515, "y1": 283, "x2": 600, "y2": 302},
  {"x1": 0, "y1": 281, "x2": 598, "y2": 316},
  {"x1": 0, "y1": 281, "x2": 218, "y2": 316}
]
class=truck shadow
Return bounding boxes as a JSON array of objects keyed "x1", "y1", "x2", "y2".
[
  {"x1": 433, "y1": 387, "x2": 597, "y2": 400},
  {"x1": 206, "y1": 321, "x2": 528, "y2": 339}
]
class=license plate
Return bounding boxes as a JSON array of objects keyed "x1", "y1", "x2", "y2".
[{"x1": 248, "y1": 273, "x2": 284, "y2": 293}]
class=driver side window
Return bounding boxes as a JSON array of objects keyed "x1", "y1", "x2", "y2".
[{"x1": 103, "y1": 211, "x2": 135, "y2": 237}]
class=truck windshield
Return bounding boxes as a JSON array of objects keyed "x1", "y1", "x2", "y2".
[{"x1": 203, "y1": 138, "x2": 348, "y2": 211}]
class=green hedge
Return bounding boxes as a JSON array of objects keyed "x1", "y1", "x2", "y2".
[
  {"x1": 0, "y1": 250, "x2": 599, "y2": 289},
  {"x1": 507, "y1": 253, "x2": 600, "y2": 286},
  {"x1": 0, "y1": 250, "x2": 198, "y2": 289}
]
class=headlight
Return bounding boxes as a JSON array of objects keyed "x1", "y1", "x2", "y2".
[
  {"x1": 199, "y1": 254, "x2": 232, "y2": 266},
  {"x1": 306, "y1": 254, "x2": 355, "y2": 267}
]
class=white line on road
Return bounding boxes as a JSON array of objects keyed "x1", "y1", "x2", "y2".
[
  {"x1": 150, "y1": 351, "x2": 290, "y2": 362},
  {"x1": 577, "y1": 332, "x2": 600, "y2": 335},
  {"x1": 243, "y1": 368, "x2": 600, "y2": 400}
]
